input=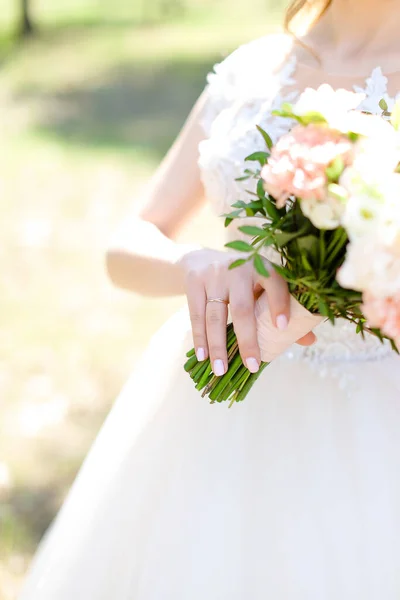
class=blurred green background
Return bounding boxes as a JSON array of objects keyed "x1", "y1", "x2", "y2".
[{"x1": 0, "y1": 1, "x2": 286, "y2": 597}]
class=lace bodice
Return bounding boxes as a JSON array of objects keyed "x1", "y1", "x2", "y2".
[{"x1": 198, "y1": 34, "x2": 398, "y2": 366}]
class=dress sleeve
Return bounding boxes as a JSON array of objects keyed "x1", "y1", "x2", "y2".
[{"x1": 200, "y1": 34, "x2": 293, "y2": 138}]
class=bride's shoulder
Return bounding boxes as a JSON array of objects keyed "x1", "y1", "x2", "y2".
[
  {"x1": 200, "y1": 33, "x2": 294, "y2": 137},
  {"x1": 206, "y1": 32, "x2": 294, "y2": 98}
]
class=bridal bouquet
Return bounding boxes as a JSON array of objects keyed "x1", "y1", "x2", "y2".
[{"x1": 184, "y1": 85, "x2": 400, "y2": 406}]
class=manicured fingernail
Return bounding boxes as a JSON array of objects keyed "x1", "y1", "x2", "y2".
[
  {"x1": 246, "y1": 357, "x2": 259, "y2": 373},
  {"x1": 196, "y1": 347, "x2": 206, "y2": 361},
  {"x1": 213, "y1": 359, "x2": 225, "y2": 376},
  {"x1": 276, "y1": 314, "x2": 288, "y2": 331}
]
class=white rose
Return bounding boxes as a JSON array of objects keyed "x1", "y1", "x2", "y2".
[
  {"x1": 341, "y1": 192, "x2": 384, "y2": 240},
  {"x1": 341, "y1": 170, "x2": 400, "y2": 242},
  {"x1": 293, "y1": 84, "x2": 365, "y2": 124},
  {"x1": 352, "y1": 134, "x2": 400, "y2": 176},
  {"x1": 301, "y1": 195, "x2": 344, "y2": 230},
  {"x1": 338, "y1": 238, "x2": 400, "y2": 297},
  {"x1": 336, "y1": 111, "x2": 396, "y2": 138}
]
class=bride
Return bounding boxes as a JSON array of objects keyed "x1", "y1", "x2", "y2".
[{"x1": 19, "y1": 1, "x2": 400, "y2": 598}]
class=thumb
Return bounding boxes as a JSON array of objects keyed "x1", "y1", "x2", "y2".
[{"x1": 296, "y1": 331, "x2": 317, "y2": 346}]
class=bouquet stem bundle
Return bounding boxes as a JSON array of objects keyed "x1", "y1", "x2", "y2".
[
  {"x1": 184, "y1": 200, "x2": 367, "y2": 406},
  {"x1": 184, "y1": 326, "x2": 269, "y2": 407}
]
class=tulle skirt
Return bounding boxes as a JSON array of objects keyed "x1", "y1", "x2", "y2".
[{"x1": 19, "y1": 308, "x2": 400, "y2": 599}]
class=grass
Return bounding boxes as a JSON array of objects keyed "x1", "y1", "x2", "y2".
[{"x1": 0, "y1": 6, "x2": 282, "y2": 598}]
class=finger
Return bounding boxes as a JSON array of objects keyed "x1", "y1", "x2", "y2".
[
  {"x1": 296, "y1": 331, "x2": 317, "y2": 346},
  {"x1": 256, "y1": 263, "x2": 290, "y2": 330},
  {"x1": 229, "y1": 268, "x2": 260, "y2": 373},
  {"x1": 185, "y1": 272, "x2": 208, "y2": 361},
  {"x1": 206, "y1": 299, "x2": 229, "y2": 376}
]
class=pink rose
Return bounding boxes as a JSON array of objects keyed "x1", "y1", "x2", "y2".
[
  {"x1": 362, "y1": 292, "x2": 400, "y2": 342},
  {"x1": 261, "y1": 124, "x2": 353, "y2": 208}
]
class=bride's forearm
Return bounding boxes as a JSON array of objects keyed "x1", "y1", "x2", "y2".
[{"x1": 105, "y1": 218, "x2": 199, "y2": 297}]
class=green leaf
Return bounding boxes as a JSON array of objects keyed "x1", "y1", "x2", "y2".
[
  {"x1": 296, "y1": 235, "x2": 319, "y2": 253},
  {"x1": 222, "y1": 208, "x2": 243, "y2": 218},
  {"x1": 245, "y1": 208, "x2": 256, "y2": 217},
  {"x1": 256, "y1": 125, "x2": 273, "y2": 150},
  {"x1": 241, "y1": 200, "x2": 264, "y2": 210},
  {"x1": 391, "y1": 100, "x2": 400, "y2": 130},
  {"x1": 222, "y1": 209, "x2": 242, "y2": 227},
  {"x1": 326, "y1": 156, "x2": 345, "y2": 182},
  {"x1": 232, "y1": 200, "x2": 249, "y2": 209},
  {"x1": 262, "y1": 237, "x2": 275, "y2": 248},
  {"x1": 225, "y1": 240, "x2": 254, "y2": 252},
  {"x1": 256, "y1": 178, "x2": 266, "y2": 200},
  {"x1": 379, "y1": 98, "x2": 388, "y2": 111},
  {"x1": 245, "y1": 151, "x2": 270, "y2": 166},
  {"x1": 274, "y1": 230, "x2": 304, "y2": 247},
  {"x1": 238, "y1": 225, "x2": 268, "y2": 237},
  {"x1": 229, "y1": 258, "x2": 248, "y2": 270},
  {"x1": 264, "y1": 199, "x2": 281, "y2": 220},
  {"x1": 253, "y1": 254, "x2": 270, "y2": 278},
  {"x1": 348, "y1": 132, "x2": 359, "y2": 142},
  {"x1": 235, "y1": 169, "x2": 258, "y2": 182},
  {"x1": 318, "y1": 299, "x2": 330, "y2": 317},
  {"x1": 298, "y1": 111, "x2": 327, "y2": 125},
  {"x1": 272, "y1": 103, "x2": 295, "y2": 120}
]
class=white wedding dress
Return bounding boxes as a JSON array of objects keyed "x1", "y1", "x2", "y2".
[{"x1": 19, "y1": 35, "x2": 400, "y2": 600}]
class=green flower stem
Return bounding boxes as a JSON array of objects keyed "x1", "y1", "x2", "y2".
[
  {"x1": 227, "y1": 341, "x2": 239, "y2": 361},
  {"x1": 234, "y1": 370, "x2": 251, "y2": 397},
  {"x1": 196, "y1": 363, "x2": 213, "y2": 391},
  {"x1": 186, "y1": 348, "x2": 196, "y2": 358},
  {"x1": 184, "y1": 355, "x2": 198, "y2": 372},
  {"x1": 188, "y1": 361, "x2": 203, "y2": 380},
  {"x1": 185, "y1": 325, "x2": 271, "y2": 405},
  {"x1": 202, "y1": 374, "x2": 218, "y2": 398},
  {"x1": 209, "y1": 352, "x2": 244, "y2": 402},
  {"x1": 235, "y1": 362, "x2": 269, "y2": 402},
  {"x1": 227, "y1": 369, "x2": 250, "y2": 407},
  {"x1": 192, "y1": 360, "x2": 210, "y2": 383},
  {"x1": 227, "y1": 326, "x2": 237, "y2": 349},
  {"x1": 200, "y1": 340, "x2": 239, "y2": 398},
  {"x1": 226, "y1": 364, "x2": 249, "y2": 392}
]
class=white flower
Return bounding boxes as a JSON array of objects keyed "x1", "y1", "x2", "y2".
[
  {"x1": 338, "y1": 238, "x2": 400, "y2": 297},
  {"x1": 355, "y1": 67, "x2": 396, "y2": 114},
  {"x1": 336, "y1": 110, "x2": 396, "y2": 138},
  {"x1": 300, "y1": 194, "x2": 344, "y2": 230},
  {"x1": 341, "y1": 191, "x2": 384, "y2": 240},
  {"x1": 347, "y1": 122, "x2": 400, "y2": 183},
  {"x1": 341, "y1": 169, "x2": 400, "y2": 242},
  {"x1": 293, "y1": 84, "x2": 365, "y2": 124}
]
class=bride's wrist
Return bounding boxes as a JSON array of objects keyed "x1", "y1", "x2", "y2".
[{"x1": 170, "y1": 244, "x2": 203, "y2": 294}]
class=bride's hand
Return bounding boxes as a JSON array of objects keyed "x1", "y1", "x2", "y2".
[{"x1": 179, "y1": 249, "x2": 316, "y2": 376}]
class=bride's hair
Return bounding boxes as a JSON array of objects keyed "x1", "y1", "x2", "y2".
[{"x1": 285, "y1": 0, "x2": 332, "y2": 34}]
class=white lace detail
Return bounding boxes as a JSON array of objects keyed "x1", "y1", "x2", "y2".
[
  {"x1": 355, "y1": 66, "x2": 400, "y2": 114},
  {"x1": 199, "y1": 34, "x2": 296, "y2": 215},
  {"x1": 288, "y1": 319, "x2": 393, "y2": 363},
  {"x1": 198, "y1": 36, "x2": 397, "y2": 366}
]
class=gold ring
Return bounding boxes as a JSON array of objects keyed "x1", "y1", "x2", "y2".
[{"x1": 207, "y1": 297, "x2": 229, "y2": 305}]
